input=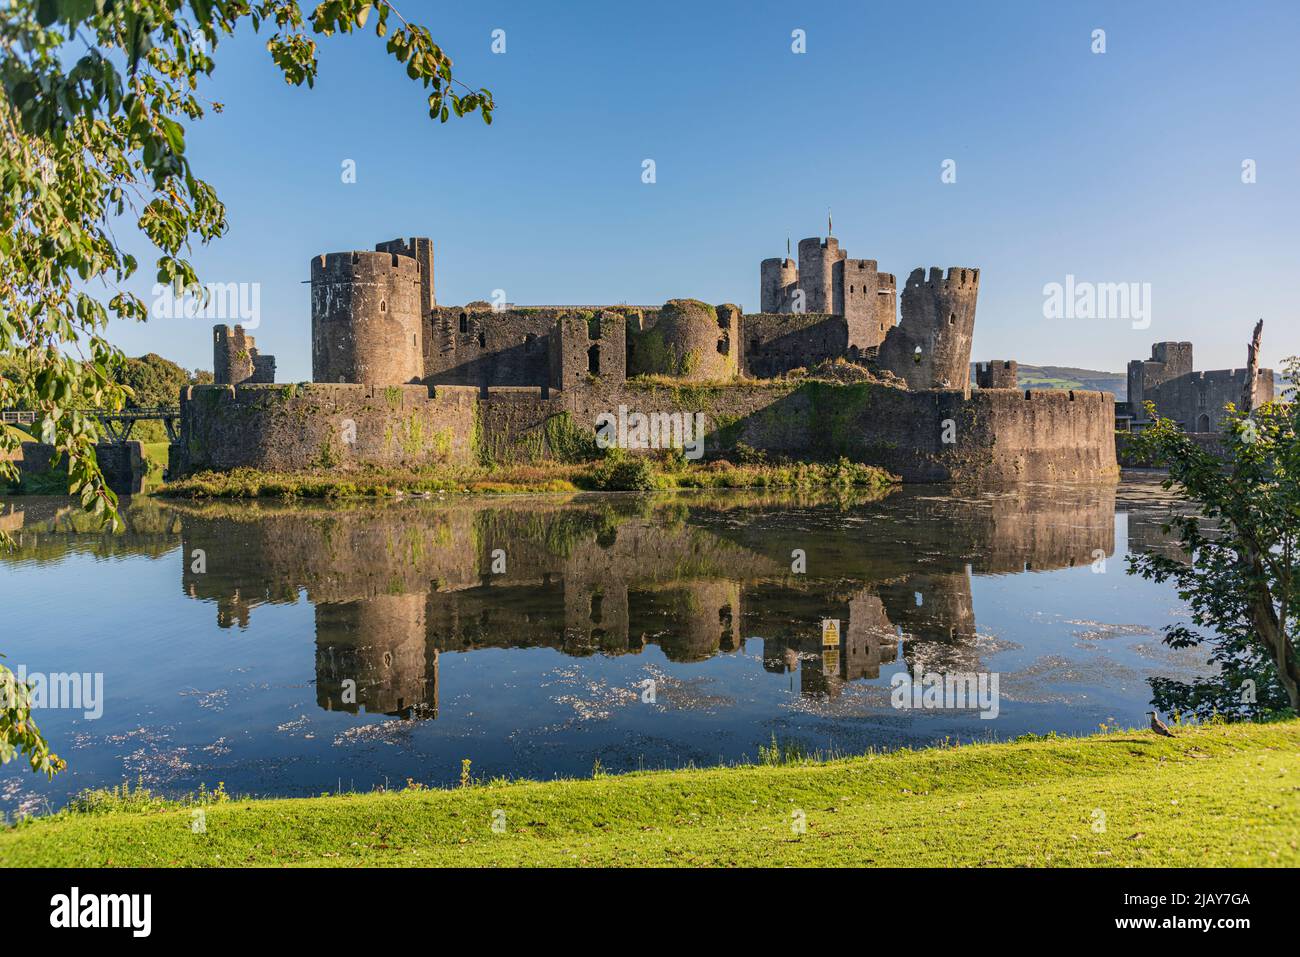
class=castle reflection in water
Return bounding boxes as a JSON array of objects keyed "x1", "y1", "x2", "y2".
[{"x1": 113, "y1": 482, "x2": 1165, "y2": 721}]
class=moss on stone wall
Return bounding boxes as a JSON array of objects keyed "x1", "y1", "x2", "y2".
[
  {"x1": 627, "y1": 327, "x2": 675, "y2": 378},
  {"x1": 432, "y1": 428, "x2": 453, "y2": 461},
  {"x1": 401, "y1": 414, "x2": 425, "y2": 457},
  {"x1": 800, "y1": 381, "x2": 875, "y2": 456},
  {"x1": 544, "y1": 411, "x2": 599, "y2": 463}
]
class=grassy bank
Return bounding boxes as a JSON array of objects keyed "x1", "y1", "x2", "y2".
[
  {"x1": 2, "y1": 720, "x2": 1296, "y2": 867},
  {"x1": 158, "y1": 456, "x2": 898, "y2": 499}
]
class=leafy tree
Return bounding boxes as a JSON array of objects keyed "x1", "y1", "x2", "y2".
[
  {"x1": 0, "y1": 0, "x2": 491, "y2": 778},
  {"x1": 113, "y1": 351, "x2": 200, "y2": 439},
  {"x1": 0, "y1": 662, "x2": 64, "y2": 779},
  {"x1": 115, "y1": 352, "x2": 188, "y2": 406},
  {"x1": 1127, "y1": 355, "x2": 1300, "y2": 719}
]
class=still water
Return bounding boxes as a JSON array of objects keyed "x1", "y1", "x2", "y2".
[{"x1": 0, "y1": 476, "x2": 1209, "y2": 815}]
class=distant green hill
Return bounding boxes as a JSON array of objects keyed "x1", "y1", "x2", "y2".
[{"x1": 974, "y1": 363, "x2": 1127, "y2": 399}]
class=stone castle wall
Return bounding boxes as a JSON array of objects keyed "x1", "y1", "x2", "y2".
[
  {"x1": 738, "y1": 313, "x2": 850, "y2": 378},
  {"x1": 171, "y1": 383, "x2": 476, "y2": 474},
  {"x1": 170, "y1": 376, "x2": 1117, "y2": 484},
  {"x1": 1124, "y1": 339, "x2": 1276, "y2": 431},
  {"x1": 9, "y1": 440, "x2": 147, "y2": 495},
  {"x1": 1143, "y1": 367, "x2": 1275, "y2": 432},
  {"x1": 487, "y1": 380, "x2": 1118, "y2": 483}
]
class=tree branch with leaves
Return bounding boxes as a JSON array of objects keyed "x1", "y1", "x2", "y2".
[
  {"x1": 1126, "y1": 351, "x2": 1299, "y2": 718},
  {"x1": 0, "y1": 0, "x2": 491, "y2": 778}
]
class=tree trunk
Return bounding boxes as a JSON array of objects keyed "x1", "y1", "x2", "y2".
[
  {"x1": 1242, "y1": 319, "x2": 1263, "y2": 413},
  {"x1": 1235, "y1": 321, "x2": 1295, "y2": 707},
  {"x1": 1252, "y1": 597, "x2": 1300, "y2": 711}
]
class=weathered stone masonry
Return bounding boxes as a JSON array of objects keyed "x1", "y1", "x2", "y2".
[
  {"x1": 1119, "y1": 340, "x2": 1274, "y2": 433},
  {"x1": 172, "y1": 234, "x2": 1119, "y2": 484},
  {"x1": 171, "y1": 383, "x2": 476, "y2": 474}
]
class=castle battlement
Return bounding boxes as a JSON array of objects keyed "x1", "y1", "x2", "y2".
[
  {"x1": 172, "y1": 230, "x2": 1122, "y2": 487},
  {"x1": 906, "y1": 266, "x2": 980, "y2": 289},
  {"x1": 311, "y1": 250, "x2": 421, "y2": 283},
  {"x1": 1125, "y1": 339, "x2": 1274, "y2": 433}
]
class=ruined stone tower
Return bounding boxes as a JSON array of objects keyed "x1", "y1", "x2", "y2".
[
  {"x1": 876, "y1": 267, "x2": 979, "y2": 392},
  {"x1": 797, "y1": 236, "x2": 842, "y2": 314},
  {"x1": 213, "y1": 324, "x2": 275, "y2": 385},
  {"x1": 310, "y1": 246, "x2": 425, "y2": 385},
  {"x1": 626, "y1": 299, "x2": 737, "y2": 382},
  {"x1": 975, "y1": 360, "x2": 1018, "y2": 390}
]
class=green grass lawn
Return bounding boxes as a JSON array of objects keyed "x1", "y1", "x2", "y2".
[
  {"x1": 141, "y1": 441, "x2": 170, "y2": 468},
  {"x1": 2, "y1": 720, "x2": 1296, "y2": 867}
]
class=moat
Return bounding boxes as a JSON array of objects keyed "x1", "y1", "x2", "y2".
[{"x1": 0, "y1": 475, "x2": 1212, "y2": 816}]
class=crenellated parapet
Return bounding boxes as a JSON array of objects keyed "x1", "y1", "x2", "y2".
[
  {"x1": 213, "y1": 324, "x2": 274, "y2": 385},
  {"x1": 310, "y1": 249, "x2": 424, "y2": 385},
  {"x1": 1123, "y1": 339, "x2": 1274, "y2": 432},
  {"x1": 874, "y1": 266, "x2": 980, "y2": 392},
  {"x1": 975, "y1": 359, "x2": 1018, "y2": 390}
]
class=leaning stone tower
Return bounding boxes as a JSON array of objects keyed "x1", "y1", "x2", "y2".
[
  {"x1": 878, "y1": 267, "x2": 980, "y2": 392},
  {"x1": 310, "y1": 250, "x2": 424, "y2": 385}
]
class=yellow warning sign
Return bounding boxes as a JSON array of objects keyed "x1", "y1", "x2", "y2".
[{"x1": 821, "y1": 618, "x2": 840, "y2": 648}]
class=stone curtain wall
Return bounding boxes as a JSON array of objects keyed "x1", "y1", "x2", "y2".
[
  {"x1": 426, "y1": 307, "x2": 559, "y2": 390},
  {"x1": 425, "y1": 306, "x2": 656, "y2": 392},
  {"x1": 961, "y1": 389, "x2": 1118, "y2": 483},
  {"x1": 171, "y1": 381, "x2": 1117, "y2": 485},
  {"x1": 475, "y1": 381, "x2": 1118, "y2": 483},
  {"x1": 738, "y1": 313, "x2": 849, "y2": 378},
  {"x1": 475, "y1": 387, "x2": 564, "y2": 465},
  {"x1": 1144, "y1": 368, "x2": 1275, "y2": 432},
  {"x1": 172, "y1": 383, "x2": 476, "y2": 473}
]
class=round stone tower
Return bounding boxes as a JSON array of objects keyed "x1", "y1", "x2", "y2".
[
  {"x1": 760, "y1": 257, "x2": 798, "y2": 312},
  {"x1": 311, "y1": 251, "x2": 423, "y2": 385},
  {"x1": 635, "y1": 298, "x2": 736, "y2": 381}
]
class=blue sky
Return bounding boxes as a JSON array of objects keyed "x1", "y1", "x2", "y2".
[{"x1": 106, "y1": 0, "x2": 1300, "y2": 381}]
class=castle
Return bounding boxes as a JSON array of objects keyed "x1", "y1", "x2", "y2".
[
  {"x1": 174, "y1": 234, "x2": 1118, "y2": 484},
  {"x1": 1118, "y1": 341, "x2": 1274, "y2": 433}
]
